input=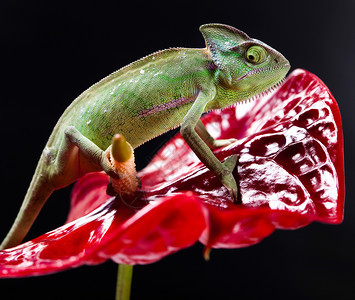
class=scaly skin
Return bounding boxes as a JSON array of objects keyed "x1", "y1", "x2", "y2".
[
  {"x1": 1, "y1": 24, "x2": 290, "y2": 249},
  {"x1": 52, "y1": 48, "x2": 211, "y2": 150}
]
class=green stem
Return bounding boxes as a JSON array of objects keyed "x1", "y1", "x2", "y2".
[{"x1": 116, "y1": 264, "x2": 134, "y2": 300}]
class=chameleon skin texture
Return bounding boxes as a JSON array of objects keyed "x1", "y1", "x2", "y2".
[{"x1": 52, "y1": 48, "x2": 211, "y2": 150}]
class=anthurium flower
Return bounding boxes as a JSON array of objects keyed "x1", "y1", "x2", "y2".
[{"x1": 0, "y1": 69, "x2": 344, "y2": 278}]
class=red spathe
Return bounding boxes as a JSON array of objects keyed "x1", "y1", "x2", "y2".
[{"x1": 0, "y1": 69, "x2": 344, "y2": 277}]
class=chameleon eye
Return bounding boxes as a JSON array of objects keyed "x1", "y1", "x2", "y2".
[{"x1": 246, "y1": 45, "x2": 267, "y2": 64}]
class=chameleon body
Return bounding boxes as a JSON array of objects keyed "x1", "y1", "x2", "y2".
[{"x1": 1, "y1": 24, "x2": 290, "y2": 249}]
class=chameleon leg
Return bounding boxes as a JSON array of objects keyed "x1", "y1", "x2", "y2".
[
  {"x1": 195, "y1": 120, "x2": 237, "y2": 150},
  {"x1": 181, "y1": 91, "x2": 238, "y2": 201},
  {"x1": 50, "y1": 126, "x2": 119, "y2": 188}
]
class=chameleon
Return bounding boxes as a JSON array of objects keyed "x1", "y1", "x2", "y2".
[{"x1": 0, "y1": 23, "x2": 290, "y2": 249}]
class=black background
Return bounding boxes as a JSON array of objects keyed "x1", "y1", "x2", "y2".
[{"x1": 0, "y1": 1, "x2": 354, "y2": 299}]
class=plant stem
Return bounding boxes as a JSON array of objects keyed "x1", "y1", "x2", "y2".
[{"x1": 116, "y1": 264, "x2": 134, "y2": 300}]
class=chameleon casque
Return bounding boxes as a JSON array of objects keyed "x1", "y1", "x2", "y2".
[{"x1": 1, "y1": 24, "x2": 290, "y2": 249}]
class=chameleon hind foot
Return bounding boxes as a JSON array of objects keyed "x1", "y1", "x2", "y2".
[
  {"x1": 60, "y1": 127, "x2": 138, "y2": 194},
  {"x1": 52, "y1": 126, "x2": 121, "y2": 188}
]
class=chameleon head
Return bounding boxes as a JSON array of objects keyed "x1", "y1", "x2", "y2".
[{"x1": 200, "y1": 24, "x2": 291, "y2": 101}]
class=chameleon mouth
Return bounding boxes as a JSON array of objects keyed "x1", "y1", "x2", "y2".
[
  {"x1": 227, "y1": 76, "x2": 286, "y2": 109},
  {"x1": 233, "y1": 62, "x2": 290, "y2": 106},
  {"x1": 218, "y1": 77, "x2": 286, "y2": 115},
  {"x1": 236, "y1": 63, "x2": 290, "y2": 82},
  {"x1": 250, "y1": 77, "x2": 286, "y2": 102}
]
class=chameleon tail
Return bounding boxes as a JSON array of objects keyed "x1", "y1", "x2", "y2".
[
  {"x1": 0, "y1": 161, "x2": 55, "y2": 250},
  {"x1": 0, "y1": 133, "x2": 138, "y2": 250}
]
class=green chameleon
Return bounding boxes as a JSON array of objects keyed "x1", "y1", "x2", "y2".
[{"x1": 1, "y1": 24, "x2": 290, "y2": 249}]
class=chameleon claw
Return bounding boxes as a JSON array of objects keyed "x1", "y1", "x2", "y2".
[
  {"x1": 221, "y1": 154, "x2": 239, "y2": 203},
  {"x1": 228, "y1": 186, "x2": 239, "y2": 203},
  {"x1": 222, "y1": 178, "x2": 238, "y2": 203}
]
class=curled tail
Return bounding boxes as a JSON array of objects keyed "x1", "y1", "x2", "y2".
[{"x1": 0, "y1": 161, "x2": 55, "y2": 250}]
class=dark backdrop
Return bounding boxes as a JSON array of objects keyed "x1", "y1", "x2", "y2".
[{"x1": 0, "y1": 1, "x2": 354, "y2": 299}]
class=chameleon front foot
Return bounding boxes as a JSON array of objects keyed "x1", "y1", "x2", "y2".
[{"x1": 219, "y1": 154, "x2": 239, "y2": 203}]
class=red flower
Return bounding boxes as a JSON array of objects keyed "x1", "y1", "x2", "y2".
[{"x1": 0, "y1": 69, "x2": 344, "y2": 278}]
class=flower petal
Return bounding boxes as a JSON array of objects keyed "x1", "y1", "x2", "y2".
[
  {"x1": 97, "y1": 192, "x2": 206, "y2": 265},
  {"x1": 0, "y1": 196, "x2": 118, "y2": 277},
  {"x1": 66, "y1": 172, "x2": 112, "y2": 223},
  {"x1": 0, "y1": 69, "x2": 344, "y2": 277},
  {"x1": 0, "y1": 185, "x2": 206, "y2": 276}
]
